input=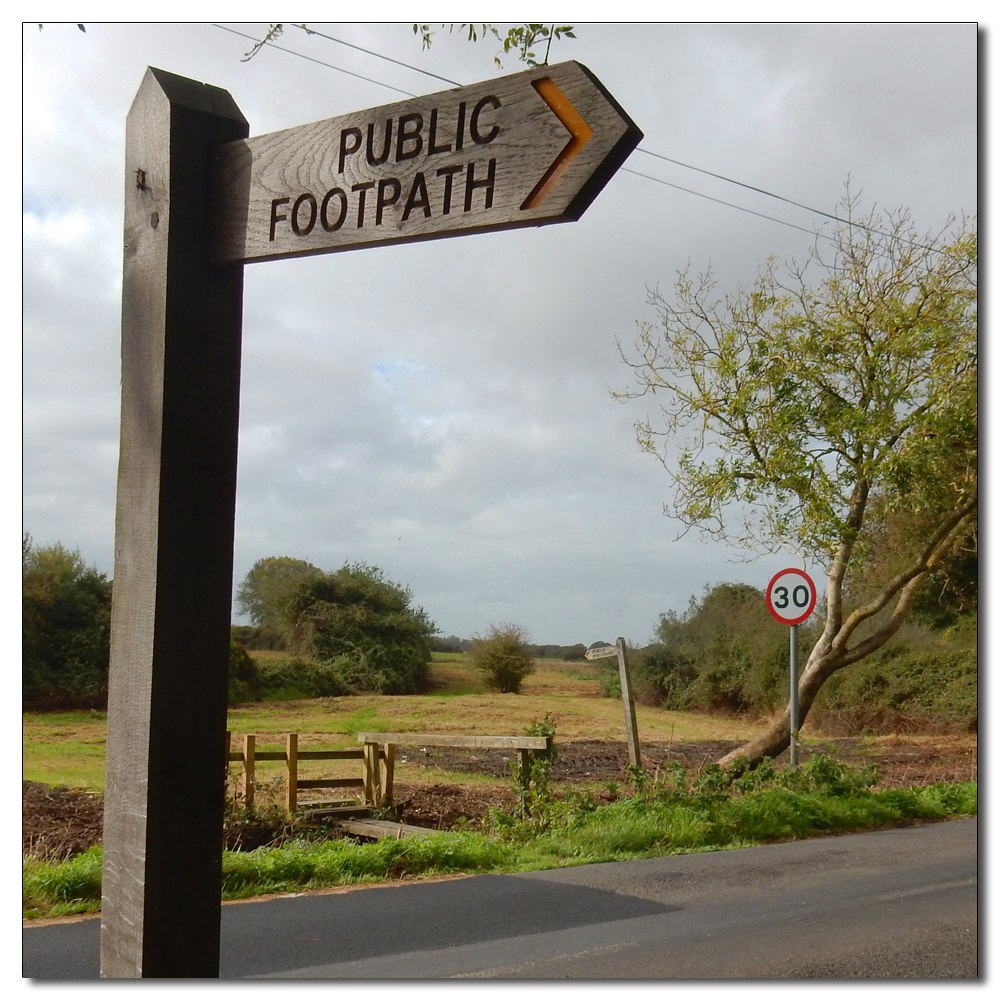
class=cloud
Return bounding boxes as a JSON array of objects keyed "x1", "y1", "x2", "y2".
[{"x1": 22, "y1": 23, "x2": 977, "y2": 644}]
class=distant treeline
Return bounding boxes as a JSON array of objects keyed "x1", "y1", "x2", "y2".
[
  {"x1": 25, "y1": 534, "x2": 975, "y2": 734},
  {"x1": 428, "y1": 635, "x2": 596, "y2": 661}
]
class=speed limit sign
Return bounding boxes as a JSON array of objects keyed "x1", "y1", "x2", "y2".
[{"x1": 766, "y1": 568, "x2": 817, "y2": 625}]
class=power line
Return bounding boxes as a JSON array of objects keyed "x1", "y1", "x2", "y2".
[
  {"x1": 288, "y1": 23, "x2": 461, "y2": 88},
  {"x1": 211, "y1": 23, "x2": 417, "y2": 97},
  {"x1": 210, "y1": 23, "x2": 953, "y2": 254},
  {"x1": 635, "y1": 147, "x2": 849, "y2": 229},
  {"x1": 633, "y1": 148, "x2": 944, "y2": 255},
  {"x1": 621, "y1": 167, "x2": 822, "y2": 239}
]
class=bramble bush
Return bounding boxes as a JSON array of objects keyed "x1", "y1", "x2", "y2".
[{"x1": 285, "y1": 563, "x2": 435, "y2": 695}]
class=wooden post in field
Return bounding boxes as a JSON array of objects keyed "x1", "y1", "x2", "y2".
[
  {"x1": 585, "y1": 642, "x2": 641, "y2": 769},
  {"x1": 382, "y1": 743, "x2": 396, "y2": 807},
  {"x1": 285, "y1": 733, "x2": 299, "y2": 813},
  {"x1": 519, "y1": 749, "x2": 532, "y2": 815},
  {"x1": 616, "y1": 638, "x2": 641, "y2": 768},
  {"x1": 100, "y1": 68, "x2": 248, "y2": 979},
  {"x1": 363, "y1": 741, "x2": 382, "y2": 807},
  {"x1": 242, "y1": 734, "x2": 256, "y2": 810}
]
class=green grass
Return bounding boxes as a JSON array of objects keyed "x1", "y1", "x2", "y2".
[
  {"x1": 24, "y1": 764, "x2": 977, "y2": 920},
  {"x1": 23, "y1": 712, "x2": 108, "y2": 791},
  {"x1": 333, "y1": 705, "x2": 393, "y2": 735}
]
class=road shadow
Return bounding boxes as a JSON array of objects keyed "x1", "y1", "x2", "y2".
[{"x1": 23, "y1": 875, "x2": 678, "y2": 978}]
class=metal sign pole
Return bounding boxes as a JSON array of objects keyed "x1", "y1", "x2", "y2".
[
  {"x1": 766, "y1": 568, "x2": 816, "y2": 769},
  {"x1": 789, "y1": 623, "x2": 799, "y2": 767}
]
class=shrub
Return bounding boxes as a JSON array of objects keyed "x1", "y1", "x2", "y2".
[
  {"x1": 228, "y1": 640, "x2": 262, "y2": 703},
  {"x1": 809, "y1": 615, "x2": 978, "y2": 734},
  {"x1": 254, "y1": 656, "x2": 352, "y2": 699},
  {"x1": 285, "y1": 563, "x2": 436, "y2": 694},
  {"x1": 613, "y1": 583, "x2": 803, "y2": 718},
  {"x1": 235, "y1": 556, "x2": 321, "y2": 636},
  {"x1": 625, "y1": 643, "x2": 697, "y2": 707},
  {"x1": 632, "y1": 581, "x2": 978, "y2": 733},
  {"x1": 23, "y1": 536, "x2": 112, "y2": 710},
  {"x1": 469, "y1": 622, "x2": 535, "y2": 694},
  {"x1": 231, "y1": 624, "x2": 287, "y2": 651}
]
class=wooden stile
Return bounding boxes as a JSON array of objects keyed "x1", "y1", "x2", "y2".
[
  {"x1": 356, "y1": 733, "x2": 550, "y2": 750},
  {"x1": 382, "y1": 744, "x2": 396, "y2": 806},
  {"x1": 357, "y1": 732, "x2": 552, "y2": 810},
  {"x1": 363, "y1": 742, "x2": 382, "y2": 808}
]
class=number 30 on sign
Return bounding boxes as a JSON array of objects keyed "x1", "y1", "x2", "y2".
[{"x1": 765, "y1": 569, "x2": 817, "y2": 626}]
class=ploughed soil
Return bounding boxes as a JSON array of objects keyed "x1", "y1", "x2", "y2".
[{"x1": 23, "y1": 736, "x2": 977, "y2": 859}]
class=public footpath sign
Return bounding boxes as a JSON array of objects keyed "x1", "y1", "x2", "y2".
[
  {"x1": 765, "y1": 568, "x2": 818, "y2": 627},
  {"x1": 211, "y1": 60, "x2": 643, "y2": 263},
  {"x1": 585, "y1": 640, "x2": 641, "y2": 767},
  {"x1": 765, "y1": 568, "x2": 818, "y2": 768},
  {"x1": 102, "y1": 64, "x2": 640, "y2": 978},
  {"x1": 584, "y1": 644, "x2": 617, "y2": 659}
]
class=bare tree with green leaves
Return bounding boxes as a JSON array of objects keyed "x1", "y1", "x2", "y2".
[{"x1": 615, "y1": 202, "x2": 977, "y2": 768}]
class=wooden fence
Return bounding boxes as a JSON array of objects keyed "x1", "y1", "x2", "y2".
[
  {"x1": 225, "y1": 732, "x2": 386, "y2": 813},
  {"x1": 356, "y1": 732, "x2": 551, "y2": 809},
  {"x1": 226, "y1": 731, "x2": 552, "y2": 813}
]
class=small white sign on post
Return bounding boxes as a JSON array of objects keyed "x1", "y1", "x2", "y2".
[
  {"x1": 584, "y1": 644, "x2": 617, "y2": 660},
  {"x1": 766, "y1": 569, "x2": 818, "y2": 767}
]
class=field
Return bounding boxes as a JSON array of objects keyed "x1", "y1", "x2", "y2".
[
  {"x1": 24, "y1": 656, "x2": 764, "y2": 792},
  {"x1": 24, "y1": 655, "x2": 977, "y2": 856}
]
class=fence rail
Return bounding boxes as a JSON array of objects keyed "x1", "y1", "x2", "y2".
[
  {"x1": 226, "y1": 730, "x2": 552, "y2": 813},
  {"x1": 225, "y1": 732, "x2": 384, "y2": 812},
  {"x1": 356, "y1": 732, "x2": 552, "y2": 809}
]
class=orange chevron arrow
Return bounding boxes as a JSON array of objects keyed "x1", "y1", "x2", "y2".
[{"x1": 521, "y1": 78, "x2": 595, "y2": 210}]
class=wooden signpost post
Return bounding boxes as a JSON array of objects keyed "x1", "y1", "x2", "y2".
[
  {"x1": 102, "y1": 62, "x2": 641, "y2": 978},
  {"x1": 586, "y1": 639, "x2": 641, "y2": 768}
]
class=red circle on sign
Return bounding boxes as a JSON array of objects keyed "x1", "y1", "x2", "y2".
[{"x1": 766, "y1": 568, "x2": 817, "y2": 625}]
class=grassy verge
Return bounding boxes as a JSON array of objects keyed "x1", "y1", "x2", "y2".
[{"x1": 23, "y1": 757, "x2": 977, "y2": 921}]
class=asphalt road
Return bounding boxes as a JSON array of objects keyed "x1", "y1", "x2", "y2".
[{"x1": 23, "y1": 817, "x2": 978, "y2": 979}]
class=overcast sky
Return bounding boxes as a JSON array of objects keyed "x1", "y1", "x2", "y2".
[{"x1": 22, "y1": 20, "x2": 979, "y2": 646}]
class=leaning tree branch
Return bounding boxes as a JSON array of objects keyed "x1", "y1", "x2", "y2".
[{"x1": 833, "y1": 489, "x2": 978, "y2": 652}]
